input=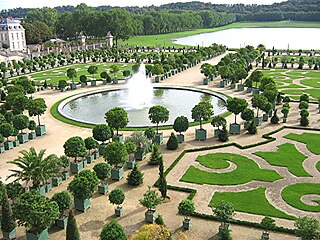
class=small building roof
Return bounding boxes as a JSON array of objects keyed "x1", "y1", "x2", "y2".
[{"x1": 0, "y1": 17, "x2": 24, "y2": 31}]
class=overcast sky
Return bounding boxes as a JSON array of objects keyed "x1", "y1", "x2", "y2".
[{"x1": 0, "y1": 0, "x2": 281, "y2": 10}]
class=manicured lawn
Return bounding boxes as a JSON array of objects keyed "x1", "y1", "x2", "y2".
[
  {"x1": 284, "y1": 133, "x2": 320, "y2": 154},
  {"x1": 281, "y1": 89, "x2": 320, "y2": 100},
  {"x1": 278, "y1": 84, "x2": 306, "y2": 89},
  {"x1": 210, "y1": 188, "x2": 295, "y2": 220},
  {"x1": 119, "y1": 21, "x2": 320, "y2": 47},
  {"x1": 180, "y1": 153, "x2": 282, "y2": 185},
  {"x1": 254, "y1": 143, "x2": 310, "y2": 177},
  {"x1": 282, "y1": 183, "x2": 320, "y2": 212},
  {"x1": 196, "y1": 154, "x2": 230, "y2": 169},
  {"x1": 300, "y1": 78, "x2": 320, "y2": 88},
  {"x1": 11, "y1": 62, "x2": 134, "y2": 85}
]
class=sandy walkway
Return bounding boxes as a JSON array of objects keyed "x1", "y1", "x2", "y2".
[{"x1": 1, "y1": 52, "x2": 315, "y2": 239}]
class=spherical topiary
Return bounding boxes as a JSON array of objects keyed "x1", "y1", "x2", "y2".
[
  {"x1": 300, "y1": 117, "x2": 309, "y2": 126},
  {"x1": 109, "y1": 188, "x2": 125, "y2": 207},
  {"x1": 100, "y1": 220, "x2": 127, "y2": 240},
  {"x1": 166, "y1": 132, "x2": 178, "y2": 150}
]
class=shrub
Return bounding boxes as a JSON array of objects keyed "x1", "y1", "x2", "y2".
[
  {"x1": 300, "y1": 117, "x2": 309, "y2": 126},
  {"x1": 166, "y1": 132, "x2": 178, "y2": 150},
  {"x1": 93, "y1": 163, "x2": 111, "y2": 183},
  {"x1": 100, "y1": 220, "x2": 127, "y2": 240},
  {"x1": 144, "y1": 127, "x2": 155, "y2": 140},
  {"x1": 1, "y1": 189, "x2": 16, "y2": 233},
  {"x1": 51, "y1": 191, "x2": 72, "y2": 218},
  {"x1": 104, "y1": 142, "x2": 128, "y2": 168},
  {"x1": 247, "y1": 120, "x2": 257, "y2": 134},
  {"x1": 218, "y1": 126, "x2": 229, "y2": 142},
  {"x1": 155, "y1": 214, "x2": 165, "y2": 226},
  {"x1": 271, "y1": 109, "x2": 279, "y2": 124},
  {"x1": 127, "y1": 165, "x2": 144, "y2": 186},
  {"x1": 173, "y1": 116, "x2": 189, "y2": 134},
  {"x1": 139, "y1": 186, "x2": 162, "y2": 211},
  {"x1": 300, "y1": 94, "x2": 309, "y2": 103},
  {"x1": 66, "y1": 210, "x2": 80, "y2": 240},
  {"x1": 219, "y1": 228, "x2": 232, "y2": 240},
  {"x1": 109, "y1": 188, "x2": 125, "y2": 207},
  {"x1": 178, "y1": 199, "x2": 195, "y2": 218},
  {"x1": 148, "y1": 143, "x2": 162, "y2": 165},
  {"x1": 299, "y1": 101, "x2": 309, "y2": 110},
  {"x1": 92, "y1": 124, "x2": 111, "y2": 143}
]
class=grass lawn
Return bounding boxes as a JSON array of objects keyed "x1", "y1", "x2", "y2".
[
  {"x1": 253, "y1": 143, "x2": 310, "y2": 177},
  {"x1": 180, "y1": 153, "x2": 282, "y2": 185},
  {"x1": 278, "y1": 84, "x2": 306, "y2": 89},
  {"x1": 210, "y1": 188, "x2": 295, "y2": 220},
  {"x1": 196, "y1": 154, "x2": 230, "y2": 169},
  {"x1": 282, "y1": 183, "x2": 320, "y2": 212},
  {"x1": 10, "y1": 62, "x2": 134, "y2": 85},
  {"x1": 316, "y1": 161, "x2": 320, "y2": 172},
  {"x1": 119, "y1": 21, "x2": 320, "y2": 47},
  {"x1": 281, "y1": 89, "x2": 319, "y2": 100},
  {"x1": 285, "y1": 133, "x2": 320, "y2": 154},
  {"x1": 300, "y1": 78, "x2": 320, "y2": 88}
]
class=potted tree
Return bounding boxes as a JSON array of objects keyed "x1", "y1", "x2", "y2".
[
  {"x1": 166, "y1": 132, "x2": 178, "y2": 150},
  {"x1": 105, "y1": 107, "x2": 128, "y2": 143},
  {"x1": 12, "y1": 128, "x2": 19, "y2": 147},
  {"x1": 104, "y1": 142, "x2": 128, "y2": 181},
  {"x1": 211, "y1": 115, "x2": 227, "y2": 138},
  {"x1": 109, "y1": 188, "x2": 125, "y2": 217},
  {"x1": 63, "y1": 136, "x2": 87, "y2": 174},
  {"x1": 173, "y1": 116, "x2": 189, "y2": 143},
  {"x1": 84, "y1": 137, "x2": 98, "y2": 163},
  {"x1": 212, "y1": 201, "x2": 235, "y2": 237},
  {"x1": 127, "y1": 165, "x2": 144, "y2": 186},
  {"x1": 93, "y1": 162, "x2": 111, "y2": 195},
  {"x1": 148, "y1": 105, "x2": 169, "y2": 144},
  {"x1": 87, "y1": 66, "x2": 98, "y2": 86},
  {"x1": 260, "y1": 216, "x2": 276, "y2": 240},
  {"x1": 281, "y1": 106, "x2": 290, "y2": 123},
  {"x1": 127, "y1": 131, "x2": 150, "y2": 160},
  {"x1": 12, "y1": 114, "x2": 29, "y2": 144},
  {"x1": 51, "y1": 191, "x2": 72, "y2": 229},
  {"x1": 67, "y1": 68, "x2": 77, "y2": 90},
  {"x1": 67, "y1": 170, "x2": 99, "y2": 212},
  {"x1": 0, "y1": 123, "x2": 14, "y2": 150},
  {"x1": 92, "y1": 124, "x2": 112, "y2": 155},
  {"x1": 191, "y1": 101, "x2": 214, "y2": 141},
  {"x1": 109, "y1": 65, "x2": 120, "y2": 84},
  {"x1": 250, "y1": 70, "x2": 263, "y2": 95},
  {"x1": 79, "y1": 75, "x2": 87, "y2": 87},
  {"x1": 178, "y1": 199, "x2": 195, "y2": 230},
  {"x1": 1, "y1": 189, "x2": 16, "y2": 240},
  {"x1": 27, "y1": 98, "x2": 47, "y2": 136},
  {"x1": 262, "y1": 102, "x2": 273, "y2": 122},
  {"x1": 125, "y1": 140, "x2": 137, "y2": 169},
  {"x1": 139, "y1": 186, "x2": 162, "y2": 223},
  {"x1": 252, "y1": 95, "x2": 268, "y2": 126},
  {"x1": 28, "y1": 120, "x2": 37, "y2": 140},
  {"x1": 100, "y1": 220, "x2": 127, "y2": 240},
  {"x1": 241, "y1": 108, "x2": 254, "y2": 129},
  {"x1": 60, "y1": 155, "x2": 70, "y2": 180},
  {"x1": 13, "y1": 191, "x2": 59, "y2": 240},
  {"x1": 226, "y1": 97, "x2": 248, "y2": 134},
  {"x1": 58, "y1": 80, "x2": 67, "y2": 92},
  {"x1": 100, "y1": 71, "x2": 110, "y2": 85},
  {"x1": 6, "y1": 181, "x2": 25, "y2": 205}
]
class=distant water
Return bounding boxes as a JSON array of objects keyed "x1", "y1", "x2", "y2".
[{"x1": 173, "y1": 28, "x2": 320, "y2": 50}]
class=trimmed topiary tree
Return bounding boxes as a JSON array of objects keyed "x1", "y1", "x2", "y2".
[
  {"x1": 295, "y1": 216, "x2": 320, "y2": 240},
  {"x1": 178, "y1": 199, "x2": 195, "y2": 230},
  {"x1": 192, "y1": 101, "x2": 213, "y2": 141},
  {"x1": 260, "y1": 216, "x2": 276, "y2": 240},
  {"x1": 173, "y1": 116, "x2": 189, "y2": 142},
  {"x1": 104, "y1": 142, "x2": 128, "y2": 180},
  {"x1": 158, "y1": 157, "x2": 167, "y2": 199},
  {"x1": 212, "y1": 201, "x2": 235, "y2": 235},
  {"x1": 92, "y1": 124, "x2": 112, "y2": 155},
  {"x1": 300, "y1": 109, "x2": 309, "y2": 126},
  {"x1": 1, "y1": 188, "x2": 16, "y2": 239},
  {"x1": 93, "y1": 162, "x2": 111, "y2": 194},
  {"x1": 148, "y1": 143, "x2": 162, "y2": 165},
  {"x1": 100, "y1": 220, "x2": 127, "y2": 240},
  {"x1": 166, "y1": 132, "x2": 178, "y2": 150},
  {"x1": 63, "y1": 136, "x2": 87, "y2": 163},
  {"x1": 109, "y1": 188, "x2": 125, "y2": 216},
  {"x1": 52, "y1": 191, "x2": 72, "y2": 229},
  {"x1": 84, "y1": 137, "x2": 98, "y2": 155},
  {"x1": 299, "y1": 101, "x2": 309, "y2": 110},
  {"x1": 226, "y1": 97, "x2": 248, "y2": 134},
  {"x1": 270, "y1": 109, "x2": 279, "y2": 124},
  {"x1": 105, "y1": 107, "x2": 128, "y2": 140},
  {"x1": 139, "y1": 186, "x2": 162, "y2": 223},
  {"x1": 13, "y1": 191, "x2": 59, "y2": 238},
  {"x1": 148, "y1": 105, "x2": 169, "y2": 144},
  {"x1": 127, "y1": 165, "x2": 144, "y2": 186},
  {"x1": 66, "y1": 209, "x2": 80, "y2": 240}
]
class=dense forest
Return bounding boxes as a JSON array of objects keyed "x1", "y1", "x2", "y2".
[{"x1": 0, "y1": 0, "x2": 319, "y2": 45}]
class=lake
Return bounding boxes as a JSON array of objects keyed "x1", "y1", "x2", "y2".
[{"x1": 173, "y1": 28, "x2": 320, "y2": 50}]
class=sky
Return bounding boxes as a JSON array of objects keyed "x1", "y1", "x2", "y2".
[{"x1": 0, "y1": 0, "x2": 281, "y2": 10}]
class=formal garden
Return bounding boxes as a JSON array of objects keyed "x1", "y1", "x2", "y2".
[{"x1": 0, "y1": 39, "x2": 320, "y2": 240}]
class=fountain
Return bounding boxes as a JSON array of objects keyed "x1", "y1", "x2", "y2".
[{"x1": 122, "y1": 63, "x2": 153, "y2": 109}]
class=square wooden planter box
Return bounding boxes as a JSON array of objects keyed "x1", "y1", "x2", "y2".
[
  {"x1": 261, "y1": 232, "x2": 270, "y2": 240},
  {"x1": 0, "y1": 145, "x2": 4, "y2": 153},
  {"x1": 29, "y1": 132, "x2": 36, "y2": 140},
  {"x1": 115, "y1": 207, "x2": 123, "y2": 217},
  {"x1": 203, "y1": 78, "x2": 209, "y2": 85},
  {"x1": 153, "y1": 133, "x2": 163, "y2": 144},
  {"x1": 4, "y1": 141, "x2": 14, "y2": 150},
  {"x1": 254, "y1": 117, "x2": 263, "y2": 126},
  {"x1": 36, "y1": 125, "x2": 46, "y2": 136},
  {"x1": 195, "y1": 129, "x2": 207, "y2": 141},
  {"x1": 177, "y1": 134, "x2": 184, "y2": 143},
  {"x1": 112, "y1": 78, "x2": 118, "y2": 84},
  {"x1": 126, "y1": 159, "x2": 136, "y2": 169},
  {"x1": 219, "y1": 80, "x2": 226, "y2": 87},
  {"x1": 112, "y1": 134, "x2": 124, "y2": 143},
  {"x1": 99, "y1": 144, "x2": 107, "y2": 155},
  {"x1": 46, "y1": 182, "x2": 52, "y2": 192},
  {"x1": 3, "y1": 228, "x2": 16, "y2": 240},
  {"x1": 70, "y1": 83, "x2": 77, "y2": 90},
  {"x1": 31, "y1": 185, "x2": 46, "y2": 196},
  {"x1": 94, "y1": 151, "x2": 100, "y2": 159},
  {"x1": 13, "y1": 140, "x2": 19, "y2": 147},
  {"x1": 86, "y1": 154, "x2": 95, "y2": 164},
  {"x1": 111, "y1": 166, "x2": 124, "y2": 181},
  {"x1": 82, "y1": 159, "x2": 88, "y2": 168},
  {"x1": 244, "y1": 121, "x2": 251, "y2": 130},
  {"x1": 214, "y1": 129, "x2": 223, "y2": 138},
  {"x1": 246, "y1": 87, "x2": 253, "y2": 93},
  {"x1": 155, "y1": 76, "x2": 161, "y2": 83},
  {"x1": 81, "y1": 82, "x2": 87, "y2": 87},
  {"x1": 263, "y1": 114, "x2": 269, "y2": 122},
  {"x1": 253, "y1": 88, "x2": 260, "y2": 95},
  {"x1": 237, "y1": 84, "x2": 244, "y2": 91},
  {"x1": 98, "y1": 184, "x2": 108, "y2": 195},
  {"x1": 230, "y1": 83, "x2": 236, "y2": 89},
  {"x1": 183, "y1": 219, "x2": 192, "y2": 230},
  {"x1": 18, "y1": 133, "x2": 29, "y2": 144},
  {"x1": 74, "y1": 198, "x2": 91, "y2": 212},
  {"x1": 62, "y1": 171, "x2": 70, "y2": 180},
  {"x1": 26, "y1": 229, "x2": 48, "y2": 240},
  {"x1": 134, "y1": 148, "x2": 146, "y2": 160},
  {"x1": 91, "y1": 80, "x2": 96, "y2": 86},
  {"x1": 70, "y1": 162, "x2": 83, "y2": 174},
  {"x1": 145, "y1": 210, "x2": 156, "y2": 223},
  {"x1": 52, "y1": 176, "x2": 63, "y2": 186},
  {"x1": 229, "y1": 123, "x2": 240, "y2": 135},
  {"x1": 56, "y1": 217, "x2": 68, "y2": 229}
]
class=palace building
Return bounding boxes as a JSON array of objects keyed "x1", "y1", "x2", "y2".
[{"x1": 0, "y1": 17, "x2": 26, "y2": 51}]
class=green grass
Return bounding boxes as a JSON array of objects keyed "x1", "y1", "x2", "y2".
[
  {"x1": 285, "y1": 133, "x2": 320, "y2": 154},
  {"x1": 278, "y1": 84, "x2": 306, "y2": 89},
  {"x1": 180, "y1": 153, "x2": 282, "y2": 185},
  {"x1": 10, "y1": 62, "x2": 134, "y2": 85},
  {"x1": 210, "y1": 188, "x2": 295, "y2": 220},
  {"x1": 254, "y1": 143, "x2": 310, "y2": 177},
  {"x1": 316, "y1": 161, "x2": 320, "y2": 172},
  {"x1": 119, "y1": 21, "x2": 320, "y2": 47},
  {"x1": 196, "y1": 154, "x2": 231, "y2": 169},
  {"x1": 282, "y1": 183, "x2": 320, "y2": 212},
  {"x1": 281, "y1": 89, "x2": 320, "y2": 99},
  {"x1": 300, "y1": 78, "x2": 320, "y2": 88}
]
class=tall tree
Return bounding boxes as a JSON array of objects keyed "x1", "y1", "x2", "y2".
[
  {"x1": 158, "y1": 157, "x2": 167, "y2": 199},
  {"x1": 66, "y1": 210, "x2": 81, "y2": 240}
]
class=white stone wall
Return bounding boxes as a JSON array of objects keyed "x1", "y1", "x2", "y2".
[{"x1": 0, "y1": 19, "x2": 26, "y2": 52}]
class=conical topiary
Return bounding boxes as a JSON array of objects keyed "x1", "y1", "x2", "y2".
[
  {"x1": 148, "y1": 144, "x2": 162, "y2": 165},
  {"x1": 66, "y1": 209, "x2": 80, "y2": 240},
  {"x1": 158, "y1": 158, "x2": 167, "y2": 199},
  {"x1": 166, "y1": 133, "x2": 178, "y2": 150},
  {"x1": 1, "y1": 188, "x2": 16, "y2": 233},
  {"x1": 127, "y1": 165, "x2": 144, "y2": 186}
]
